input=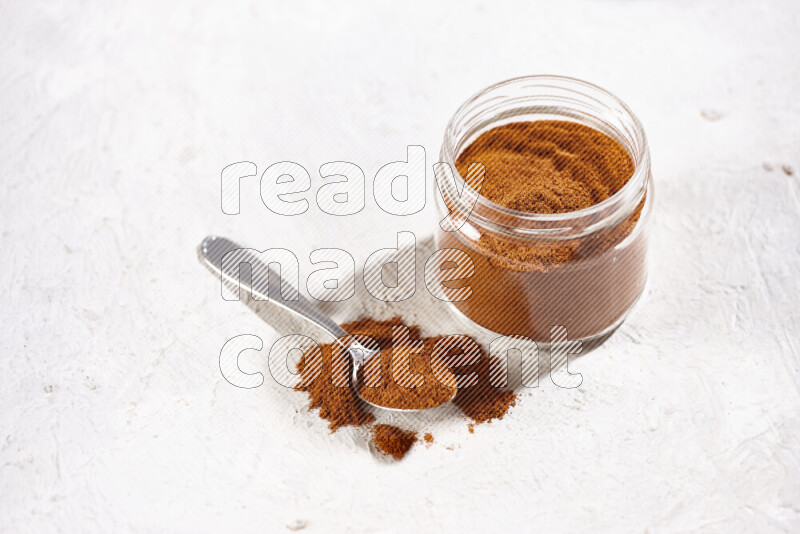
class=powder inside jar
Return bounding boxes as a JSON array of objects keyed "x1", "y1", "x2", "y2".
[
  {"x1": 452, "y1": 119, "x2": 641, "y2": 271},
  {"x1": 457, "y1": 120, "x2": 633, "y2": 214},
  {"x1": 439, "y1": 119, "x2": 647, "y2": 340},
  {"x1": 294, "y1": 317, "x2": 518, "y2": 458}
]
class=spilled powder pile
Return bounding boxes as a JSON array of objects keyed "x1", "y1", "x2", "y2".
[
  {"x1": 372, "y1": 425, "x2": 417, "y2": 460},
  {"x1": 294, "y1": 317, "x2": 517, "y2": 460},
  {"x1": 294, "y1": 338, "x2": 375, "y2": 433},
  {"x1": 451, "y1": 340, "x2": 517, "y2": 425}
]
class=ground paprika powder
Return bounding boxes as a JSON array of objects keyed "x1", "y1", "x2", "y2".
[{"x1": 294, "y1": 317, "x2": 517, "y2": 459}]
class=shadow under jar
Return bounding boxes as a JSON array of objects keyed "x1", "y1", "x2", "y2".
[{"x1": 434, "y1": 75, "x2": 654, "y2": 344}]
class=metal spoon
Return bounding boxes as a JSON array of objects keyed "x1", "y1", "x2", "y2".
[{"x1": 198, "y1": 235, "x2": 456, "y2": 412}]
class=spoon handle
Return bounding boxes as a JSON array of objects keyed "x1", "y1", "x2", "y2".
[{"x1": 198, "y1": 235, "x2": 349, "y2": 341}]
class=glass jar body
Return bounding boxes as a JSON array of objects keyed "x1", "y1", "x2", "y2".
[{"x1": 434, "y1": 76, "x2": 653, "y2": 343}]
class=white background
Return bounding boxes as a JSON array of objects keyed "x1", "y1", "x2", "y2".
[{"x1": 2, "y1": 0, "x2": 799, "y2": 532}]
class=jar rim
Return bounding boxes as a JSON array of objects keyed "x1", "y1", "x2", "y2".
[{"x1": 439, "y1": 74, "x2": 651, "y2": 235}]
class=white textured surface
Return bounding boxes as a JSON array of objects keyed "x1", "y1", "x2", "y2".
[{"x1": 2, "y1": 0, "x2": 800, "y2": 532}]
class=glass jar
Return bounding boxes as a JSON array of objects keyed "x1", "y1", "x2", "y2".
[{"x1": 434, "y1": 75, "x2": 653, "y2": 344}]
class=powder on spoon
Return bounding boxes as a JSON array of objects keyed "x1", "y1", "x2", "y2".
[{"x1": 357, "y1": 333, "x2": 458, "y2": 411}]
